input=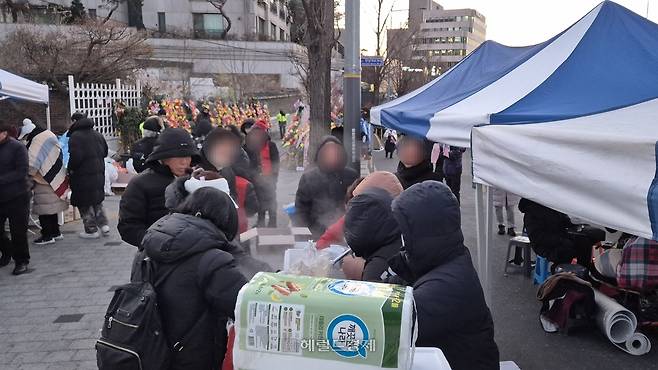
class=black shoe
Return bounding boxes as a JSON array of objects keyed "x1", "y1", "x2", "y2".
[
  {"x1": 508, "y1": 258, "x2": 524, "y2": 266},
  {"x1": 507, "y1": 227, "x2": 517, "y2": 237},
  {"x1": 498, "y1": 225, "x2": 505, "y2": 235},
  {"x1": 12, "y1": 263, "x2": 29, "y2": 276},
  {"x1": 0, "y1": 253, "x2": 10, "y2": 267}
]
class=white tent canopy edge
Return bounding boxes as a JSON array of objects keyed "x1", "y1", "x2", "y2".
[{"x1": 0, "y1": 69, "x2": 51, "y2": 129}]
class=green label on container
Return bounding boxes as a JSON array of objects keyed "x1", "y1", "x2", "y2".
[{"x1": 238, "y1": 273, "x2": 408, "y2": 367}]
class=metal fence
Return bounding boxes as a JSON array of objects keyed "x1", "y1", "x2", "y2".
[{"x1": 68, "y1": 75, "x2": 141, "y2": 138}]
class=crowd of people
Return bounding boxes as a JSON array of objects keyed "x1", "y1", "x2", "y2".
[
  {"x1": 0, "y1": 113, "x2": 109, "y2": 275},
  {"x1": 7, "y1": 107, "x2": 654, "y2": 370}
]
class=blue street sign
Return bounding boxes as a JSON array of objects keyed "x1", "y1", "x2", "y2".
[{"x1": 361, "y1": 56, "x2": 384, "y2": 67}]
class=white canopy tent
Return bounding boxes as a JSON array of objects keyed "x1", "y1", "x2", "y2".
[{"x1": 0, "y1": 69, "x2": 51, "y2": 129}]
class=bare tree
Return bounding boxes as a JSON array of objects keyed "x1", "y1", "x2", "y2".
[
  {"x1": 2, "y1": 0, "x2": 30, "y2": 23},
  {"x1": 101, "y1": 0, "x2": 144, "y2": 28},
  {"x1": 299, "y1": 0, "x2": 338, "y2": 155},
  {"x1": 0, "y1": 21, "x2": 151, "y2": 93},
  {"x1": 289, "y1": 47, "x2": 310, "y2": 99},
  {"x1": 207, "y1": 0, "x2": 232, "y2": 39}
]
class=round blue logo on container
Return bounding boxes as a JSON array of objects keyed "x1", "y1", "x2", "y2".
[
  {"x1": 327, "y1": 280, "x2": 374, "y2": 296},
  {"x1": 326, "y1": 314, "x2": 369, "y2": 358}
]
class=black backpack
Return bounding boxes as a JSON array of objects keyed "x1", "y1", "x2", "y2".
[{"x1": 96, "y1": 257, "x2": 198, "y2": 370}]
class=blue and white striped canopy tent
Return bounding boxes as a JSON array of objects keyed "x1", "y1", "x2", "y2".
[
  {"x1": 470, "y1": 1, "x2": 658, "y2": 301},
  {"x1": 371, "y1": 1, "x2": 658, "y2": 148},
  {"x1": 373, "y1": 1, "x2": 658, "y2": 301}
]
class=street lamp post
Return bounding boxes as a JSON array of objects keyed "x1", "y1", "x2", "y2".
[{"x1": 344, "y1": 0, "x2": 361, "y2": 174}]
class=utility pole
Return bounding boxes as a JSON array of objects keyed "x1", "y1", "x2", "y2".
[{"x1": 344, "y1": 0, "x2": 361, "y2": 174}]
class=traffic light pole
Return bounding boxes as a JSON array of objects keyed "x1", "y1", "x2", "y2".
[{"x1": 344, "y1": 0, "x2": 361, "y2": 175}]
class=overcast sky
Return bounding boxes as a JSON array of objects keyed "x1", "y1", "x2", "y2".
[{"x1": 352, "y1": 0, "x2": 657, "y2": 54}]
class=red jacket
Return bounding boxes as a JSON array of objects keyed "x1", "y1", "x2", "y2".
[{"x1": 316, "y1": 216, "x2": 345, "y2": 250}]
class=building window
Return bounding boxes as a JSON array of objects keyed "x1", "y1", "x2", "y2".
[
  {"x1": 193, "y1": 13, "x2": 226, "y2": 39},
  {"x1": 257, "y1": 17, "x2": 266, "y2": 35},
  {"x1": 257, "y1": 0, "x2": 267, "y2": 10},
  {"x1": 158, "y1": 12, "x2": 166, "y2": 33},
  {"x1": 88, "y1": 8, "x2": 97, "y2": 19},
  {"x1": 270, "y1": 1, "x2": 278, "y2": 14},
  {"x1": 280, "y1": 29, "x2": 285, "y2": 41}
]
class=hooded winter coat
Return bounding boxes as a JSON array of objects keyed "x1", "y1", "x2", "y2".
[
  {"x1": 118, "y1": 128, "x2": 198, "y2": 248},
  {"x1": 141, "y1": 211, "x2": 248, "y2": 370},
  {"x1": 389, "y1": 181, "x2": 499, "y2": 370},
  {"x1": 344, "y1": 188, "x2": 401, "y2": 282},
  {"x1": 118, "y1": 163, "x2": 175, "y2": 248},
  {"x1": 294, "y1": 136, "x2": 359, "y2": 237},
  {"x1": 67, "y1": 118, "x2": 108, "y2": 207}
]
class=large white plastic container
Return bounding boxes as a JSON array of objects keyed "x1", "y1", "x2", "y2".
[{"x1": 234, "y1": 272, "x2": 417, "y2": 370}]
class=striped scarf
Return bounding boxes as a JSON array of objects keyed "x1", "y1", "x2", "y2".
[{"x1": 24, "y1": 127, "x2": 69, "y2": 198}]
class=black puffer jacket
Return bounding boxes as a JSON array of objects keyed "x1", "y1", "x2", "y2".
[
  {"x1": 67, "y1": 118, "x2": 108, "y2": 207},
  {"x1": 130, "y1": 136, "x2": 157, "y2": 173},
  {"x1": 294, "y1": 136, "x2": 359, "y2": 237},
  {"x1": 344, "y1": 188, "x2": 401, "y2": 282},
  {"x1": 0, "y1": 137, "x2": 29, "y2": 203},
  {"x1": 518, "y1": 198, "x2": 576, "y2": 262},
  {"x1": 396, "y1": 160, "x2": 443, "y2": 189},
  {"x1": 142, "y1": 213, "x2": 248, "y2": 370},
  {"x1": 118, "y1": 163, "x2": 175, "y2": 248},
  {"x1": 389, "y1": 181, "x2": 499, "y2": 370}
]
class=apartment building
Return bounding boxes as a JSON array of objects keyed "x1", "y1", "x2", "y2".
[
  {"x1": 0, "y1": 0, "x2": 291, "y2": 41},
  {"x1": 389, "y1": 0, "x2": 486, "y2": 77}
]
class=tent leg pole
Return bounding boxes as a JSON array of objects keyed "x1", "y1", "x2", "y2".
[
  {"x1": 484, "y1": 184, "x2": 493, "y2": 306},
  {"x1": 474, "y1": 183, "x2": 491, "y2": 307},
  {"x1": 46, "y1": 105, "x2": 51, "y2": 131}
]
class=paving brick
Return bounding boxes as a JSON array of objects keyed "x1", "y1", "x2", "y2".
[
  {"x1": 68, "y1": 338, "x2": 96, "y2": 350},
  {"x1": 41, "y1": 351, "x2": 75, "y2": 363},
  {"x1": 10, "y1": 351, "x2": 48, "y2": 364},
  {"x1": 71, "y1": 349, "x2": 96, "y2": 361}
]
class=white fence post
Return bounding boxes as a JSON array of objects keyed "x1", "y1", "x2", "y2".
[
  {"x1": 68, "y1": 75, "x2": 75, "y2": 119},
  {"x1": 67, "y1": 76, "x2": 141, "y2": 139}
]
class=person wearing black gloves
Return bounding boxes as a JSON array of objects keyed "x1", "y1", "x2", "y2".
[
  {"x1": 395, "y1": 135, "x2": 442, "y2": 189},
  {"x1": 388, "y1": 181, "x2": 499, "y2": 370},
  {"x1": 294, "y1": 136, "x2": 359, "y2": 238},
  {"x1": 140, "y1": 187, "x2": 248, "y2": 370},
  {"x1": 118, "y1": 128, "x2": 197, "y2": 248},
  {"x1": 130, "y1": 116, "x2": 162, "y2": 173},
  {"x1": 344, "y1": 188, "x2": 402, "y2": 283},
  {"x1": 0, "y1": 123, "x2": 31, "y2": 275}
]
